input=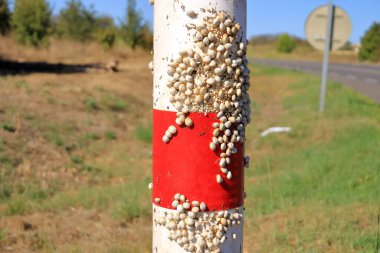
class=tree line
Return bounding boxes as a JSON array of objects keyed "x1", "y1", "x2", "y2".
[
  {"x1": 251, "y1": 23, "x2": 380, "y2": 63},
  {"x1": 0, "y1": 0, "x2": 153, "y2": 50}
]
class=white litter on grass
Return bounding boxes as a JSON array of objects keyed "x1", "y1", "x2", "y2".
[{"x1": 260, "y1": 127, "x2": 292, "y2": 137}]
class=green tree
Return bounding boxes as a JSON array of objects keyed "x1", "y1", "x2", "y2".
[
  {"x1": 95, "y1": 16, "x2": 116, "y2": 49},
  {"x1": 12, "y1": 0, "x2": 51, "y2": 47},
  {"x1": 359, "y1": 22, "x2": 380, "y2": 62},
  {"x1": 138, "y1": 24, "x2": 153, "y2": 50},
  {"x1": 340, "y1": 41, "x2": 353, "y2": 51},
  {"x1": 0, "y1": 0, "x2": 11, "y2": 35},
  {"x1": 95, "y1": 15, "x2": 115, "y2": 31},
  {"x1": 276, "y1": 33, "x2": 296, "y2": 53},
  {"x1": 55, "y1": 0, "x2": 96, "y2": 42},
  {"x1": 122, "y1": 0, "x2": 143, "y2": 49}
]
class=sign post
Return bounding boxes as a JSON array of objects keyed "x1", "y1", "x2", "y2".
[
  {"x1": 319, "y1": 1, "x2": 334, "y2": 112},
  {"x1": 305, "y1": 2, "x2": 351, "y2": 112}
]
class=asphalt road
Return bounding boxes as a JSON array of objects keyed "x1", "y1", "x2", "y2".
[{"x1": 254, "y1": 59, "x2": 380, "y2": 103}]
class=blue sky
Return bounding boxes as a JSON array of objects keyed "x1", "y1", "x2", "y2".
[{"x1": 47, "y1": 0, "x2": 380, "y2": 44}]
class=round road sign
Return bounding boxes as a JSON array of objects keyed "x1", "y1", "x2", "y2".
[{"x1": 305, "y1": 4, "x2": 351, "y2": 51}]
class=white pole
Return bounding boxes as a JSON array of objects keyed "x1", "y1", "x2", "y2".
[
  {"x1": 151, "y1": 0, "x2": 248, "y2": 252},
  {"x1": 319, "y1": 0, "x2": 334, "y2": 112}
]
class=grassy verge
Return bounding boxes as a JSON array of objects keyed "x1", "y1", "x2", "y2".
[
  {"x1": 244, "y1": 64, "x2": 380, "y2": 252},
  {"x1": 2, "y1": 178, "x2": 151, "y2": 217},
  {"x1": 0, "y1": 62, "x2": 379, "y2": 252}
]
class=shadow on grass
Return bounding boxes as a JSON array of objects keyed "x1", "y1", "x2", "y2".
[{"x1": 0, "y1": 59, "x2": 102, "y2": 75}]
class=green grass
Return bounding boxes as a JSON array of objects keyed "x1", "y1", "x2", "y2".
[
  {"x1": 78, "y1": 164, "x2": 101, "y2": 173},
  {"x1": 107, "y1": 100, "x2": 128, "y2": 111},
  {"x1": 82, "y1": 91, "x2": 137, "y2": 113},
  {"x1": 0, "y1": 141, "x2": 20, "y2": 202},
  {"x1": 43, "y1": 122, "x2": 81, "y2": 147},
  {"x1": 85, "y1": 132, "x2": 101, "y2": 140},
  {"x1": 134, "y1": 123, "x2": 152, "y2": 143},
  {"x1": 249, "y1": 125, "x2": 380, "y2": 214},
  {"x1": 104, "y1": 130, "x2": 117, "y2": 140},
  {"x1": 0, "y1": 181, "x2": 12, "y2": 202},
  {"x1": 50, "y1": 134, "x2": 65, "y2": 146},
  {"x1": 5, "y1": 198, "x2": 27, "y2": 215},
  {"x1": 2, "y1": 180, "x2": 56, "y2": 215},
  {"x1": 84, "y1": 97, "x2": 99, "y2": 110},
  {"x1": 102, "y1": 93, "x2": 129, "y2": 112},
  {"x1": 0, "y1": 228, "x2": 7, "y2": 242},
  {"x1": 1, "y1": 178, "x2": 151, "y2": 221},
  {"x1": 107, "y1": 248, "x2": 129, "y2": 253},
  {"x1": 69, "y1": 156, "x2": 101, "y2": 173},
  {"x1": 30, "y1": 232, "x2": 55, "y2": 251},
  {"x1": 71, "y1": 156, "x2": 84, "y2": 165},
  {"x1": 243, "y1": 65, "x2": 380, "y2": 252},
  {"x1": 253, "y1": 64, "x2": 296, "y2": 77},
  {"x1": 1, "y1": 123, "x2": 16, "y2": 133},
  {"x1": 13, "y1": 79, "x2": 31, "y2": 90}
]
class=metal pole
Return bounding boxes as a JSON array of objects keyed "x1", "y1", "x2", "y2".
[
  {"x1": 151, "y1": 0, "x2": 248, "y2": 252},
  {"x1": 319, "y1": 0, "x2": 334, "y2": 112}
]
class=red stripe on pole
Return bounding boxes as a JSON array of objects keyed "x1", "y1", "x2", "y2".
[{"x1": 152, "y1": 109, "x2": 244, "y2": 211}]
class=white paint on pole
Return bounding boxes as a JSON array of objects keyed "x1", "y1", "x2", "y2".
[
  {"x1": 153, "y1": 0, "x2": 247, "y2": 111},
  {"x1": 152, "y1": 205, "x2": 244, "y2": 253},
  {"x1": 152, "y1": 0, "x2": 247, "y2": 252},
  {"x1": 319, "y1": 0, "x2": 334, "y2": 112}
]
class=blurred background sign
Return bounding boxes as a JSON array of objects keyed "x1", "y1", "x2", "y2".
[{"x1": 305, "y1": 4, "x2": 352, "y2": 51}]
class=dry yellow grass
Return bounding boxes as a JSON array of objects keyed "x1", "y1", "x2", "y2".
[
  {"x1": 0, "y1": 36, "x2": 149, "y2": 64},
  {"x1": 0, "y1": 37, "x2": 154, "y2": 252}
]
